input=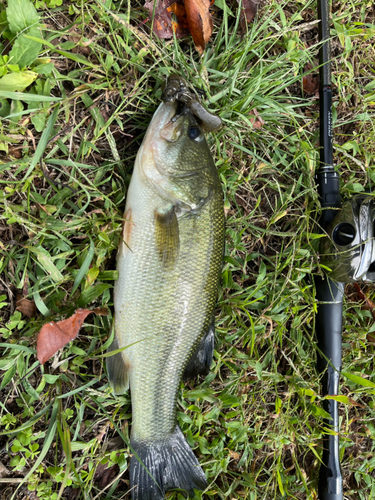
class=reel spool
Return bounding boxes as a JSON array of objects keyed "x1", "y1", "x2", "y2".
[{"x1": 320, "y1": 194, "x2": 375, "y2": 283}]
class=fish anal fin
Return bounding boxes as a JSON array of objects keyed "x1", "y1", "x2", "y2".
[
  {"x1": 106, "y1": 338, "x2": 130, "y2": 394},
  {"x1": 154, "y1": 207, "x2": 179, "y2": 268},
  {"x1": 183, "y1": 317, "x2": 215, "y2": 382}
]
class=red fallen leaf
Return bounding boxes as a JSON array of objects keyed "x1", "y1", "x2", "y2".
[
  {"x1": 94, "y1": 462, "x2": 120, "y2": 488},
  {"x1": 37, "y1": 307, "x2": 108, "y2": 364},
  {"x1": 184, "y1": 0, "x2": 213, "y2": 54},
  {"x1": 237, "y1": 0, "x2": 260, "y2": 30},
  {"x1": 144, "y1": 0, "x2": 190, "y2": 39},
  {"x1": 303, "y1": 63, "x2": 319, "y2": 95}
]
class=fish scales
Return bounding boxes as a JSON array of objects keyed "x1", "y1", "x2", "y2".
[{"x1": 108, "y1": 83, "x2": 224, "y2": 500}]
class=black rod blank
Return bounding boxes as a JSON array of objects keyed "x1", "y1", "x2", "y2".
[
  {"x1": 315, "y1": 0, "x2": 344, "y2": 498},
  {"x1": 315, "y1": 277, "x2": 344, "y2": 500}
]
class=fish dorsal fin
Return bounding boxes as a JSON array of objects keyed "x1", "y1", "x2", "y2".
[
  {"x1": 154, "y1": 207, "x2": 180, "y2": 268},
  {"x1": 183, "y1": 316, "x2": 215, "y2": 381},
  {"x1": 106, "y1": 338, "x2": 130, "y2": 394}
]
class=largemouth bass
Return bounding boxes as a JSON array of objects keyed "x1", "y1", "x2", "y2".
[{"x1": 108, "y1": 76, "x2": 224, "y2": 500}]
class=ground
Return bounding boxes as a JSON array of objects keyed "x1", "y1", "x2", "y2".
[{"x1": 0, "y1": 0, "x2": 375, "y2": 499}]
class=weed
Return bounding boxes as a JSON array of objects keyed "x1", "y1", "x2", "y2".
[{"x1": 0, "y1": 0, "x2": 374, "y2": 499}]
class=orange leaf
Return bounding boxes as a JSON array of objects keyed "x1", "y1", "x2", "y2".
[
  {"x1": 37, "y1": 309, "x2": 93, "y2": 364},
  {"x1": 184, "y1": 0, "x2": 213, "y2": 54}
]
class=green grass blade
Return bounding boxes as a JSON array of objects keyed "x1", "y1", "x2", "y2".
[
  {"x1": 70, "y1": 237, "x2": 95, "y2": 296},
  {"x1": 22, "y1": 104, "x2": 60, "y2": 181}
]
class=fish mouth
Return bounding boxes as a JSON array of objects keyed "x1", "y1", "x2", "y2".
[
  {"x1": 146, "y1": 101, "x2": 180, "y2": 142},
  {"x1": 162, "y1": 75, "x2": 222, "y2": 132},
  {"x1": 137, "y1": 101, "x2": 181, "y2": 175}
]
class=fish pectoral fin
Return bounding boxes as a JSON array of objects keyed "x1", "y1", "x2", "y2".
[
  {"x1": 183, "y1": 316, "x2": 215, "y2": 381},
  {"x1": 154, "y1": 207, "x2": 180, "y2": 268},
  {"x1": 106, "y1": 338, "x2": 130, "y2": 394}
]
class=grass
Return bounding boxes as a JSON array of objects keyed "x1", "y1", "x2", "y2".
[{"x1": 1, "y1": 0, "x2": 375, "y2": 499}]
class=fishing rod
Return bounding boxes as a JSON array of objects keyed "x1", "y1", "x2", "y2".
[
  {"x1": 314, "y1": 0, "x2": 343, "y2": 496},
  {"x1": 315, "y1": 0, "x2": 375, "y2": 498}
]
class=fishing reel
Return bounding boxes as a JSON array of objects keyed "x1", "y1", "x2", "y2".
[{"x1": 320, "y1": 194, "x2": 375, "y2": 283}]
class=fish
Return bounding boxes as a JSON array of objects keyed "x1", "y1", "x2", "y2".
[{"x1": 107, "y1": 76, "x2": 225, "y2": 500}]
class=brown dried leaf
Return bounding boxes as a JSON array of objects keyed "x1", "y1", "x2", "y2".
[
  {"x1": 22, "y1": 493, "x2": 41, "y2": 500},
  {"x1": 144, "y1": 0, "x2": 190, "y2": 39},
  {"x1": 16, "y1": 278, "x2": 36, "y2": 318},
  {"x1": 184, "y1": 0, "x2": 212, "y2": 54},
  {"x1": 16, "y1": 296, "x2": 36, "y2": 318},
  {"x1": 228, "y1": 450, "x2": 241, "y2": 461},
  {"x1": 237, "y1": 0, "x2": 260, "y2": 30},
  {"x1": 94, "y1": 462, "x2": 120, "y2": 488},
  {"x1": 93, "y1": 306, "x2": 110, "y2": 316},
  {"x1": 0, "y1": 461, "x2": 10, "y2": 478},
  {"x1": 95, "y1": 421, "x2": 111, "y2": 442},
  {"x1": 303, "y1": 63, "x2": 319, "y2": 95},
  {"x1": 8, "y1": 147, "x2": 22, "y2": 159},
  {"x1": 354, "y1": 283, "x2": 375, "y2": 319},
  {"x1": 347, "y1": 397, "x2": 366, "y2": 408},
  {"x1": 37, "y1": 309, "x2": 93, "y2": 364},
  {"x1": 249, "y1": 108, "x2": 265, "y2": 129}
]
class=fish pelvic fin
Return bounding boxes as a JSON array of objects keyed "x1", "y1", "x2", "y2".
[
  {"x1": 154, "y1": 207, "x2": 179, "y2": 269},
  {"x1": 130, "y1": 426, "x2": 207, "y2": 500},
  {"x1": 183, "y1": 316, "x2": 215, "y2": 382},
  {"x1": 106, "y1": 338, "x2": 130, "y2": 394}
]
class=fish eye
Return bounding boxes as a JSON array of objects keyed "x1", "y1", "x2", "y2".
[{"x1": 188, "y1": 126, "x2": 201, "y2": 141}]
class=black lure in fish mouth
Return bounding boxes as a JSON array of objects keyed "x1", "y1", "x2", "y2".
[{"x1": 162, "y1": 74, "x2": 222, "y2": 132}]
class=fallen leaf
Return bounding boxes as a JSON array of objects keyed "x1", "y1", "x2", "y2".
[
  {"x1": 184, "y1": 0, "x2": 213, "y2": 54},
  {"x1": 0, "y1": 461, "x2": 10, "y2": 478},
  {"x1": 347, "y1": 397, "x2": 366, "y2": 408},
  {"x1": 354, "y1": 283, "x2": 375, "y2": 342},
  {"x1": 93, "y1": 306, "x2": 110, "y2": 316},
  {"x1": 22, "y1": 493, "x2": 40, "y2": 500},
  {"x1": 354, "y1": 283, "x2": 375, "y2": 319},
  {"x1": 94, "y1": 462, "x2": 120, "y2": 488},
  {"x1": 237, "y1": 0, "x2": 260, "y2": 30},
  {"x1": 249, "y1": 107, "x2": 265, "y2": 129},
  {"x1": 145, "y1": 0, "x2": 190, "y2": 39},
  {"x1": 16, "y1": 296, "x2": 36, "y2": 318},
  {"x1": 16, "y1": 277, "x2": 36, "y2": 318},
  {"x1": 228, "y1": 450, "x2": 241, "y2": 461},
  {"x1": 37, "y1": 307, "x2": 108, "y2": 364},
  {"x1": 95, "y1": 421, "x2": 111, "y2": 442},
  {"x1": 8, "y1": 147, "x2": 22, "y2": 159},
  {"x1": 303, "y1": 63, "x2": 319, "y2": 95}
]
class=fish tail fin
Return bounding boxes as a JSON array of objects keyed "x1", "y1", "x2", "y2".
[{"x1": 130, "y1": 426, "x2": 207, "y2": 500}]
